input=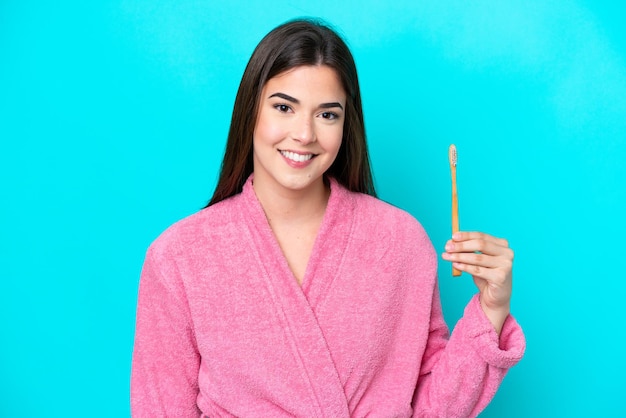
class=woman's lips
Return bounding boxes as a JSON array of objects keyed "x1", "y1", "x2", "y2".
[{"x1": 279, "y1": 150, "x2": 316, "y2": 168}]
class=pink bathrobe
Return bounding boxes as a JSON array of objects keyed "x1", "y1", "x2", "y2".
[{"x1": 131, "y1": 176, "x2": 525, "y2": 417}]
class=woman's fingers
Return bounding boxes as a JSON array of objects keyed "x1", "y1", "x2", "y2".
[
  {"x1": 442, "y1": 231, "x2": 514, "y2": 334},
  {"x1": 446, "y1": 239, "x2": 501, "y2": 256},
  {"x1": 450, "y1": 232, "x2": 511, "y2": 253},
  {"x1": 450, "y1": 260, "x2": 512, "y2": 284},
  {"x1": 442, "y1": 231, "x2": 514, "y2": 281},
  {"x1": 453, "y1": 231, "x2": 508, "y2": 246},
  {"x1": 443, "y1": 251, "x2": 507, "y2": 270}
]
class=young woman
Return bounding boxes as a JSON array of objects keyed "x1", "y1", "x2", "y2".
[{"x1": 131, "y1": 19, "x2": 525, "y2": 417}]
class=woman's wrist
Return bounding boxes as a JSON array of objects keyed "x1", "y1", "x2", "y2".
[{"x1": 479, "y1": 296, "x2": 510, "y2": 336}]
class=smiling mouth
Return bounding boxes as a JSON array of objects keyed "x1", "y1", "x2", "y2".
[{"x1": 279, "y1": 150, "x2": 316, "y2": 162}]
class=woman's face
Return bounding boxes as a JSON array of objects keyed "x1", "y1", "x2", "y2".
[{"x1": 252, "y1": 65, "x2": 346, "y2": 197}]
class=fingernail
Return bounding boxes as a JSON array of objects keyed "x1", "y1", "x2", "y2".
[
  {"x1": 445, "y1": 243, "x2": 454, "y2": 251},
  {"x1": 453, "y1": 232, "x2": 461, "y2": 240}
]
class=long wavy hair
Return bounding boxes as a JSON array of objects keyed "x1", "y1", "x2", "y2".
[{"x1": 207, "y1": 18, "x2": 376, "y2": 207}]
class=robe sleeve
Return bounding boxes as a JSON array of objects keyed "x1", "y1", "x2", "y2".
[
  {"x1": 131, "y1": 246, "x2": 201, "y2": 418},
  {"x1": 412, "y1": 287, "x2": 526, "y2": 418}
]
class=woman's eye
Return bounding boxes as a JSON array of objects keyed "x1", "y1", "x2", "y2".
[
  {"x1": 321, "y1": 112, "x2": 338, "y2": 120},
  {"x1": 274, "y1": 104, "x2": 291, "y2": 113}
]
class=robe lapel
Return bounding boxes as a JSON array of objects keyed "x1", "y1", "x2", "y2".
[
  {"x1": 301, "y1": 178, "x2": 355, "y2": 311},
  {"x1": 241, "y1": 178, "x2": 351, "y2": 417}
]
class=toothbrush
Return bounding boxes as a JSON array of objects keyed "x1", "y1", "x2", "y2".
[{"x1": 449, "y1": 144, "x2": 461, "y2": 277}]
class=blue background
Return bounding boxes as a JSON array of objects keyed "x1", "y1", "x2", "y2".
[{"x1": 1, "y1": 1, "x2": 625, "y2": 416}]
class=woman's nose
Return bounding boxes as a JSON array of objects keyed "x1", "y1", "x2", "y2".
[{"x1": 292, "y1": 116, "x2": 316, "y2": 144}]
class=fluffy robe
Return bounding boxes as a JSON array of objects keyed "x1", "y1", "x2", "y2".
[{"x1": 131, "y1": 176, "x2": 525, "y2": 417}]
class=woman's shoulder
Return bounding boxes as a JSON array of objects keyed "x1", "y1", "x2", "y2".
[
  {"x1": 146, "y1": 194, "x2": 244, "y2": 257},
  {"x1": 346, "y1": 190, "x2": 437, "y2": 270},
  {"x1": 351, "y1": 191, "x2": 428, "y2": 237},
  {"x1": 339, "y1": 190, "x2": 434, "y2": 262}
]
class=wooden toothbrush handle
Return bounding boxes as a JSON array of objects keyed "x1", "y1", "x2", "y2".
[{"x1": 451, "y1": 168, "x2": 461, "y2": 276}]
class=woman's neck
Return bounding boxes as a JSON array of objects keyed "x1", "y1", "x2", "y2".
[{"x1": 252, "y1": 177, "x2": 330, "y2": 225}]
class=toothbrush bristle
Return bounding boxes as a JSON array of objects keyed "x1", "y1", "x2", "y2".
[{"x1": 449, "y1": 144, "x2": 457, "y2": 167}]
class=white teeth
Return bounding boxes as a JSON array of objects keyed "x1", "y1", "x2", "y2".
[{"x1": 280, "y1": 151, "x2": 314, "y2": 162}]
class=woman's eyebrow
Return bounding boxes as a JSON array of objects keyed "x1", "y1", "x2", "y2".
[
  {"x1": 269, "y1": 92, "x2": 298, "y2": 103},
  {"x1": 268, "y1": 92, "x2": 344, "y2": 110},
  {"x1": 319, "y1": 102, "x2": 344, "y2": 110}
]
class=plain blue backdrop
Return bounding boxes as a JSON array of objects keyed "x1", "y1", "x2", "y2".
[{"x1": 1, "y1": 1, "x2": 625, "y2": 416}]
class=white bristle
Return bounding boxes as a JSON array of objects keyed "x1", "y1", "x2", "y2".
[{"x1": 449, "y1": 144, "x2": 457, "y2": 167}]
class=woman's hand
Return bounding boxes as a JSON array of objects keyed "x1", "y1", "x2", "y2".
[{"x1": 441, "y1": 232, "x2": 514, "y2": 335}]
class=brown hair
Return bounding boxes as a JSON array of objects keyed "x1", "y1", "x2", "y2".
[{"x1": 207, "y1": 18, "x2": 376, "y2": 207}]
